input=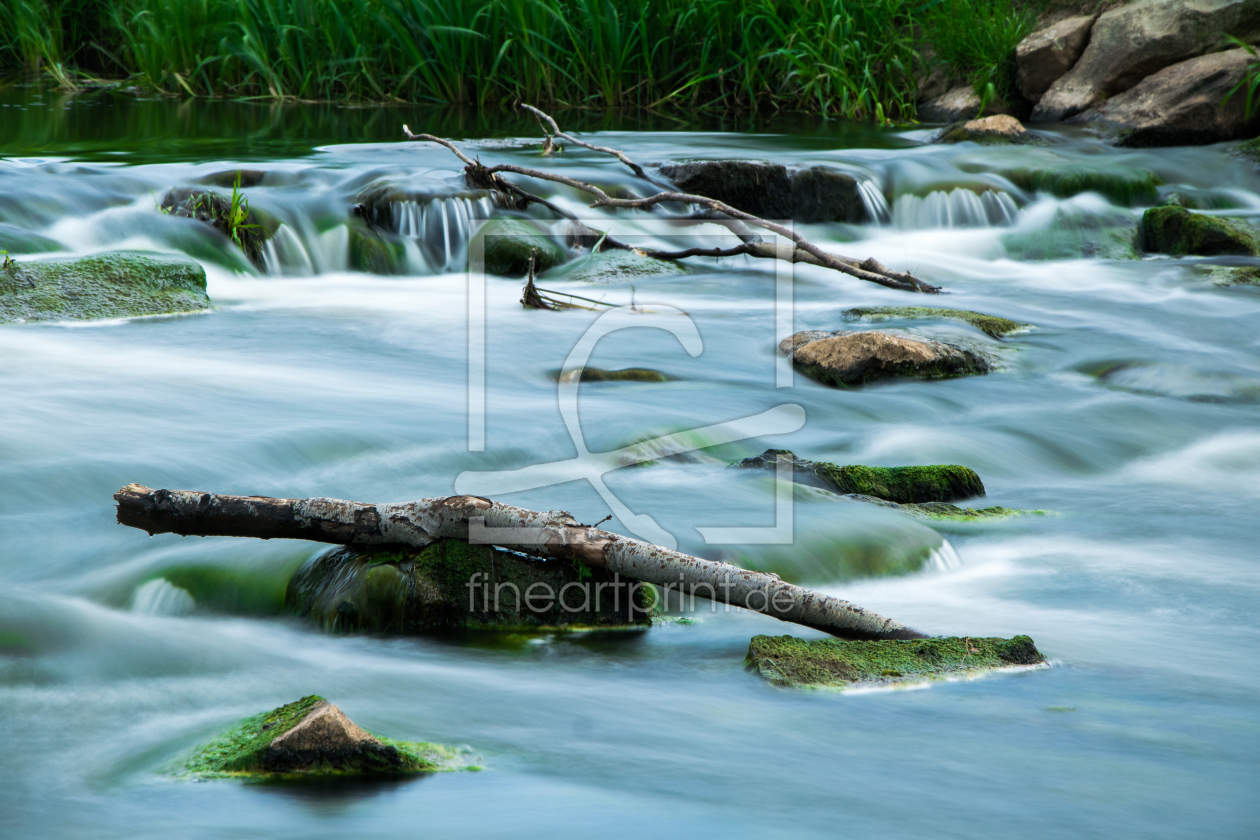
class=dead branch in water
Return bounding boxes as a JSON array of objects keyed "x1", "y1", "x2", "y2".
[
  {"x1": 401, "y1": 108, "x2": 939, "y2": 294},
  {"x1": 115, "y1": 483, "x2": 928, "y2": 641}
]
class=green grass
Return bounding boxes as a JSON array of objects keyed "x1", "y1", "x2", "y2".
[{"x1": 1, "y1": 0, "x2": 1037, "y2": 119}]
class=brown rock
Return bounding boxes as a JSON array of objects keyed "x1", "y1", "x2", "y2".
[
  {"x1": 263, "y1": 699, "x2": 402, "y2": 772},
  {"x1": 1071, "y1": 48, "x2": 1260, "y2": 145},
  {"x1": 785, "y1": 331, "x2": 991, "y2": 387},
  {"x1": 919, "y1": 85, "x2": 1014, "y2": 123},
  {"x1": 935, "y1": 114, "x2": 1034, "y2": 145},
  {"x1": 1032, "y1": 0, "x2": 1260, "y2": 122},
  {"x1": 1016, "y1": 14, "x2": 1097, "y2": 101}
]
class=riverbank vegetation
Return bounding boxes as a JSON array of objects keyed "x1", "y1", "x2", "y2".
[{"x1": 0, "y1": 0, "x2": 1037, "y2": 120}]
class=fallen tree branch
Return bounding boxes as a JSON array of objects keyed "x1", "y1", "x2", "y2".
[
  {"x1": 402, "y1": 111, "x2": 940, "y2": 294},
  {"x1": 115, "y1": 483, "x2": 927, "y2": 641}
]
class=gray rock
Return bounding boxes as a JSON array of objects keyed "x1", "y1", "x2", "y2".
[
  {"x1": 1016, "y1": 14, "x2": 1097, "y2": 101},
  {"x1": 1032, "y1": 0, "x2": 1260, "y2": 121},
  {"x1": 781, "y1": 330, "x2": 991, "y2": 387},
  {"x1": 1, "y1": 252, "x2": 210, "y2": 324},
  {"x1": 657, "y1": 161, "x2": 869, "y2": 223},
  {"x1": 918, "y1": 85, "x2": 1013, "y2": 123},
  {"x1": 1071, "y1": 48, "x2": 1260, "y2": 145}
]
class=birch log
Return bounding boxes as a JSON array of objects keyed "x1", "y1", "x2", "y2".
[{"x1": 114, "y1": 484, "x2": 926, "y2": 641}]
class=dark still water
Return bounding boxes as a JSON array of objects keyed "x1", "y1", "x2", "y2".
[{"x1": 1, "y1": 86, "x2": 1257, "y2": 839}]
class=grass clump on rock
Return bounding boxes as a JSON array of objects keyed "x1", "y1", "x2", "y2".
[
  {"x1": 183, "y1": 695, "x2": 461, "y2": 779},
  {"x1": 746, "y1": 634, "x2": 1046, "y2": 689},
  {"x1": 735, "y1": 449, "x2": 985, "y2": 503},
  {"x1": 842, "y1": 306, "x2": 1028, "y2": 338},
  {"x1": 1, "y1": 251, "x2": 210, "y2": 323},
  {"x1": 1140, "y1": 206, "x2": 1260, "y2": 257}
]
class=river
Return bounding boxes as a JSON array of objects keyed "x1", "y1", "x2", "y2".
[{"x1": 1, "y1": 86, "x2": 1257, "y2": 839}]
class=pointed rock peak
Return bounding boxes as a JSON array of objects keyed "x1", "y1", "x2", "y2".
[{"x1": 268, "y1": 700, "x2": 381, "y2": 755}]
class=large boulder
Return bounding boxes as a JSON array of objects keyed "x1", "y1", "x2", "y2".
[
  {"x1": 1016, "y1": 14, "x2": 1097, "y2": 101},
  {"x1": 918, "y1": 85, "x2": 1014, "y2": 123},
  {"x1": 287, "y1": 539, "x2": 653, "y2": 633},
  {"x1": 734, "y1": 449, "x2": 986, "y2": 503},
  {"x1": 1, "y1": 252, "x2": 210, "y2": 324},
  {"x1": 746, "y1": 634, "x2": 1046, "y2": 689},
  {"x1": 657, "y1": 161, "x2": 869, "y2": 223},
  {"x1": 183, "y1": 695, "x2": 461, "y2": 778},
  {"x1": 1070, "y1": 49, "x2": 1260, "y2": 145},
  {"x1": 1032, "y1": 0, "x2": 1260, "y2": 121},
  {"x1": 781, "y1": 330, "x2": 991, "y2": 387},
  {"x1": 1140, "y1": 205, "x2": 1260, "y2": 255}
]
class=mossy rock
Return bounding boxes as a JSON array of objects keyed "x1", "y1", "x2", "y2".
[
  {"x1": 842, "y1": 306, "x2": 1028, "y2": 338},
  {"x1": 552, "y1": 366, "x2": 675, "y2": 383},
  {"x1": 1230, "y1": 136, "x2": 1260, "y2": 167},
  {"x1": 0, "y1": 223, "x2": 65, "y2": 256},
  {"x1": 1195, "y1": 264, "x2": 1260, "y2": 286},
  {"x1": 287, "y1": 539, "x2": 652, "y2": 634},
  {"x1": 160, "y1": 188, "x2": 274, "y2": 268},
  {"x1": 1002, "y1": 220, "x2": 1140, "y2": 261},
  {"x1": 734, "y1": 449, "x2": 985, "y2": 504},
  {"x1": 544, "y1": 247, "x2": 689, "y2": 284},
  {"x1": 746, "y1": 634, "x2": 1046, "y2": 689},
  {"x1": 960, "y1": 159, "x2": 1160, "y2": 206},
  {"x1": 348, "y1": 222, "x2": 407, "y2": 275},
  {"x1": 1, "y1": 252, "x2": 210, "y2": 324},
  {"x1": 477, "y1": 219, "x2": 566, "y2": 277},
  {"x1": 182, "y1": 695, "x2": 464, "y2": 779},
  {"x1": 1140, "y1": 206, "x2": 1260, "y2": 257},
  {"x1": 847, "y1": 495, "x2": 1046, "y2": 522}
]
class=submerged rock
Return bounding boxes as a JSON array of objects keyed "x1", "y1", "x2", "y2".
[
  {"x1": 935, "y1": 115, "x2": 1039, "y2": 146},
  {"x1": 781, "y1": 330, "x2": 991, "y2": 387},
  {"x1": 1001, "y1": 205, "x2": 1141, "y2": 261},
  {"x1": 657, "y1": 161, "x2": 870, "y2": 223},
  {"x1": 734, "y1": 449, "x2": 985, "y2": 504},
  {"x1": 197, "y1": 169, "x2": 266, "y2": 189},
  {"x1": 746, "y1": 634, "x2": 1047, "y2": 689},
  {"x1": 1015, "y1": 14, "x2": 1097, "y2": 101},
  {"x1": 348, "y1": 220, "x2": 407, "y2": 275},
  {"x1": 846, "y1": 495, "x2": 1045, "y2": 522},
  {"x1": 287, "y1": 540, "x2": 652, "y2": 634},
  {"x1": 1140, "y1": 206, "x2": 1259, "y2": 256},
  {"x1": 0, "y1": 223, "x2": 64, "y2": 256},
  {"x1": 1086, "y1": 359, "x2": 1260, "y2": 402},
  {"x1": 1, "y1": 252, "x2": 210, "y2": 323},
  {"x1": 553, "y1": 367, "x2": 674, "y2": 383},
  {"x1": 545, "y1": 247, "x2": 689, "y2": 283},
  {"x1": 1196, "y1": 264, "x2": 1260, "y2": 286},
  {"x1": 960, "y1": 158, "x2": 1160, "y2": 205},
  {"x1": 1031, "y1": 0, "x2": 1260, "y2": 122},
  {"x1": 478, "y1": 219, "x2": 566, "y2": 276},
  {"x1": 160, "y1": 188, "x2": 272, "y2": 268},
  {"x1": 841, "y1": 306, "x2": 1028, "y2": 338},
  {"x1": 1072, "y1": 49, "x2": 1260, "y2": 146},
  {"x1": 183, "y1": 695, "x2": 461, "y2": 778}
]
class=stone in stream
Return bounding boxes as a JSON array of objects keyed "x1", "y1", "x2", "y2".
[
  {"x1": 0, "y1": 223, "x2": 65, "y2": 256},
  {"x1": 182, "y1": 695, "x2": 465, "y2": 778},
  {"x1": 552, "y1": 367, "x2": 675, "y2": 383},
  {"x1": 287, "y1": 540, "x2": 653, "y2": 634},
  {"x1": 1031, "y1": 0, "x2": 1260, "y2": 122},
  {"x1": 780, "y1": 330, "x2": 991, "y2": 387},
  {"x1": 746, "y1": 635, "x2": 1047, "y2": 689},
  {"x1": 1140, "y1": 206, "x2": 1260, "y2": 256},
  {"x1": 657, "y1": 161, "x2": 870, "y2": 223},
  {"x1": 935, "y1": 115, "x2": 1041, "y2": 146},
  {"x1": 544, "y1": 247, "x2": 689, "y2": 284},
  {"x1": 733, "y1": 449, "x2": 986, "y2": 504},
  {"x1": 849, "y1": 496, "x2": 1045, "y2": 522},
  {"x1": 1015, "y1": 14, "x2": 1097, "y2": 101},
  {"x1": 1, "y1": 251, "x2": 210, "y2": 324},
  {"x1": 478, "y1": 218, "x2": 567, "y2": 277},
  {"x1": 841, "y1": 306, "x2": 1029, "y2": 339},
  {"x1": 957, "y1": 156, "x2": 1160, "y2": 206},
  {"x1": 1196, "y1": 264, "x2": 1260, "y2": 286},
  {"x1": 348, "y1": 219, "x2": 408, "y2": 275},
  {"x1": 917, "y1": 85, "x2": 1014, "y2": 123},
  {"x1": 1071, "y1": 49, "x2": 1260, "y2": 146},
  {"x1": 160, "y1": 188, "x2": 273, "y2": 269},
  {"x1": 197, "y1": 169, "x2": 267, "y2": 189}
]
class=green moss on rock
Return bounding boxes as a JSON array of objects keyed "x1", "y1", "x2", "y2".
[
  {"x1": 848, "y1": 495, "x2": 1046, "y2": 521},
  {"x1": 183, "y1": 695, "x2": 460, "y2": 779},
  {"x1": 479, "y1": 219, "x2": 566, "y2": 276},
  {"x1": 1196, "y1": 264, "x2": 1260, "y2": 286},
  {"x1": 842, "y1": 306, "x2": 1028, "y2": 338},
  {"x1": 1, "y1": 252, "x2": 210, "y2": 324},
  {"x1": 746, "y1": 634, "x2": 1046, "y2": 688},
  {"x1": 1000, "y1": 164, "x2": 1159, "y2": 205},
  {"x1": 553, "y1": 367, "x2": 674, "y2": 383},
  {"x1": 287, "y1": 539, "x2": 653, "y2": 634},
  {"x1": 1140, "y1": 206, "x2": 1260, "y2": 257},
  {"x1": 348, "y1": 223, "x2": 407, "y2": 274},
  {"x1": 545, "y1": 247, "x2": 689, "y2": 284},
  {"x1": 735, "y1": 449, "x2": 985, "y2": 503}
]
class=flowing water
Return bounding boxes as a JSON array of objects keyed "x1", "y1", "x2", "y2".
[{"x1": 1, "y1": 87, "x2": 1258, "y2": 839}]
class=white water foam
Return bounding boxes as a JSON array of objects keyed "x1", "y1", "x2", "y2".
[
  {"x1": 893, "y1": 189, "x2": 1018, "y2": 229},
  {"x1": 927, "y1": 539, "x2": 963, "y2": 572},
  {"x1": 131, "y1": 579, "x2": 195, "y2": 616}
]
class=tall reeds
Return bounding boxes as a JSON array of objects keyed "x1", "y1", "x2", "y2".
[{"x1": 0, "y1": 0, "x2": 1032, "y2": 120}]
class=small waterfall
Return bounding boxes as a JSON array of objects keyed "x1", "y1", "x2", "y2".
[
  {"x1": 392, "y1": 195, "x2": 494, "y2": 271},
  {"x1": 893, "y1": 188, "x2": 1019, "y2": 229},
  {"x1": 857, "y1": 178, "x2": 891, "y2": 224},
  {"x1": 131, "y1": 579, "x2": 195, "y2": 616},
  {"x1": 261, "y1": 223, "x2": 317, "y2": 275},
  {"x1": 927, "y1": 540, "x2": 962, "y2": 572}
]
